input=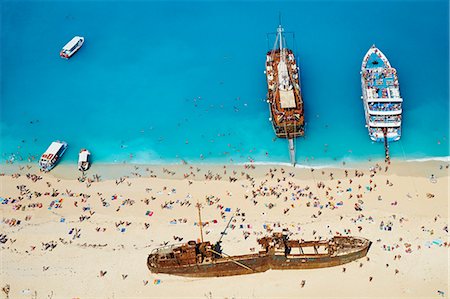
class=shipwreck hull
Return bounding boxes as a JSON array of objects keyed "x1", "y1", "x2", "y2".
[
  {"x1": 148, "y1": 253, "x2": 270, "y2": 277},
  {"x1": 147, "y1": 241, "x2": 371, "y2": 277},
  {"x1": 271, "y1": 244, "x2": 371, "y2": 270}
]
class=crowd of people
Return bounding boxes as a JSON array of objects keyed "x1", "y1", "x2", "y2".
[{"x1": 1, "y1": 160, "x2": 448, "y2": 297}]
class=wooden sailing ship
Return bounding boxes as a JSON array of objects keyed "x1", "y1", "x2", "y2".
[
  {"x1": 147, "y1": 205, "x2": 371, "y2": 277},
  {"x1": 265, "y1": 23, "x2": 304, "y2": 165}
]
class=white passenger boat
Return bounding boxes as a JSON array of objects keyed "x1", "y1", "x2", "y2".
[
  {"x1": 60, "y1": 36, "x2": 84, "y2": 59},
  {"x1": 78, "y1": 149, "x2": 91, "y2": 171},
  {"x1": 361, "y1": 45, "x2": 403, "y2": 142},
  {"x1": 39, "y1": 141, "x2": 68, "y2": 172}
]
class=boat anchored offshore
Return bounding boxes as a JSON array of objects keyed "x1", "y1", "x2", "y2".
[
  {"x1": 38, "y1": 141, "x2": 68, "y2": 172},
  {"x1": 60, "y1": 36, "x2": 84, "y2": 59},
  {"x1": 78, "y1": 149, "x2": 91, "y2": 171},
  {"x1": 265, "y1": 24, "x2": 304, "y2": 165},
  {"x1": 147, "y1": 205, "x2": 371, "y2": 277},
  {"x1": 361, "y1": 45, "x2": 403, "y2": 144}
]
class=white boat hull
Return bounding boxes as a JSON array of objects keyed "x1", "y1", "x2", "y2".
[
  {"x1": 60, "y1": 36, "x2": 84, "y2": 59},
  {"x1": 78, "y1": 149, "x2": 91, "y2": 171},
  {"x1": 39, "y1": 141, "x2": 68, "y2": 172}
]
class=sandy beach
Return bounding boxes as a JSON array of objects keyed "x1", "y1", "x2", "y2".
[{"x1": 1, "y1": 159, "x2": 448, "y2": 298}]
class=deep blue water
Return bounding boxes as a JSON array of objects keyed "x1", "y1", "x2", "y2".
[{"x1": 1, "y1": 1, "x2": 448, "y2": 165}]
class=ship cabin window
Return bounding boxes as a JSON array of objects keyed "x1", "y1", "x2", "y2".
[
  {"x1": 69, "y1": 44, "x2": 79, "y2": 51},
  {"x1": 369, "y1": 115, "x2": 401, "y2": 123},
  {"x1": 57, "y1": 147, "x2": 65, "y2": 156},
  {"x1": 368, "y1": 102, "x2": 402, "y2": 111}
]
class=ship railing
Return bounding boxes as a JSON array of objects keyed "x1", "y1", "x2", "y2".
[
  {"x1": 285, "y1": 253, "x2": 330, "y2": 258},
  {"x1": 368, "y1": 122, "x2": 401, "y2": 128},
  {"x1": 287, "y1": 240, "x2": 329, "y2": 247},
  {"x1": 369, "y1": 115, "x2": 401, "y2": 121},
  {"x1": 369, "y1": 127, "x2": 399, "y2": 132},
  {"x1": 368, "y1": 109, "x2": 402, "y2": 116},
  {"x1": 366, "y1": 97, "x2": 403, "y2": 103},
  {"x1": 369, "y1": 116, "x2": 401, "y2": 125}
]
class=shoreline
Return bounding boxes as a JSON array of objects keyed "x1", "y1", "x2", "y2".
[
  {"x1": 4, "y1": 155, "x2": 449, "y2": 166},
  {"x1": 1, "y1": 158, "x2": 449, "y2": 181}
]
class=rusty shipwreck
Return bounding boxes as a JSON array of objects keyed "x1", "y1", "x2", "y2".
[{"x1": 147, "y1": 206, "x2": 371, "y2": 277}]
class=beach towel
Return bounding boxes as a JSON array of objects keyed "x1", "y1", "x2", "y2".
[
  {"x1": 225, "y1": 208, "x2": 231, "y2": 212},
  {"x1": 432, "y1": 239, "x2": 443, "y2": 246}
]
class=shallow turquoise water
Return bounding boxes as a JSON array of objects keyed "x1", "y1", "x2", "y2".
[{"x1": 1, "y1": 1, "x2": 448, "y2": 165}]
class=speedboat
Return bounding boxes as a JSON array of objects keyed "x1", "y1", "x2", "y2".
[
  {"x1": 60, "y1": 36, "x2": 84, "y2": 59},
  {"x1": 78, "y1": 149, "x2": 91, "y2": 171}
]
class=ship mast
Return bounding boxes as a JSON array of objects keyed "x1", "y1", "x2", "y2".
[
  {"x1": 270, "y1": 18, "x2": 297, "y2": 166},
  {"x1": 196, "y1": 202, "x2": 204, "y2": 243},
  {"x1": 278, "y1": 13, "x2": 284, "y2": 56},
  {"x1": 278, "y1": 25, "x2": 284, "y2": 55},
  {"x1": 278, "y1": 22, "x2": 296, "y2": 165}
]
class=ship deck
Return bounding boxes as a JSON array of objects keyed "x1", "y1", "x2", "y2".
[
  {"x1": 362, "y1": 48, "x2": 401, "y2": 101},
  {"x1": 265, "y1": 49, "x2": 304, "y2": 136},
  {"x1": 365, "y1": 52, "x2": 386, "y2": 69},
  {"x1": 365, "y1": 70, "x2": 397, "y2": 98}
]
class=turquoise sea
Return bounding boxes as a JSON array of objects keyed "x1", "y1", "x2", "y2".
[{"x1": 1, "y1": 0, "x2": 448, "y2": 166}]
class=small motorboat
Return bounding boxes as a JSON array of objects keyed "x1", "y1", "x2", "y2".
[
  {"x1": 60, "y1": 36, "x2": 84, "y2": 59},
  {"x1": 78, "y1": 149, "x2": 91, "y2": 171}
]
